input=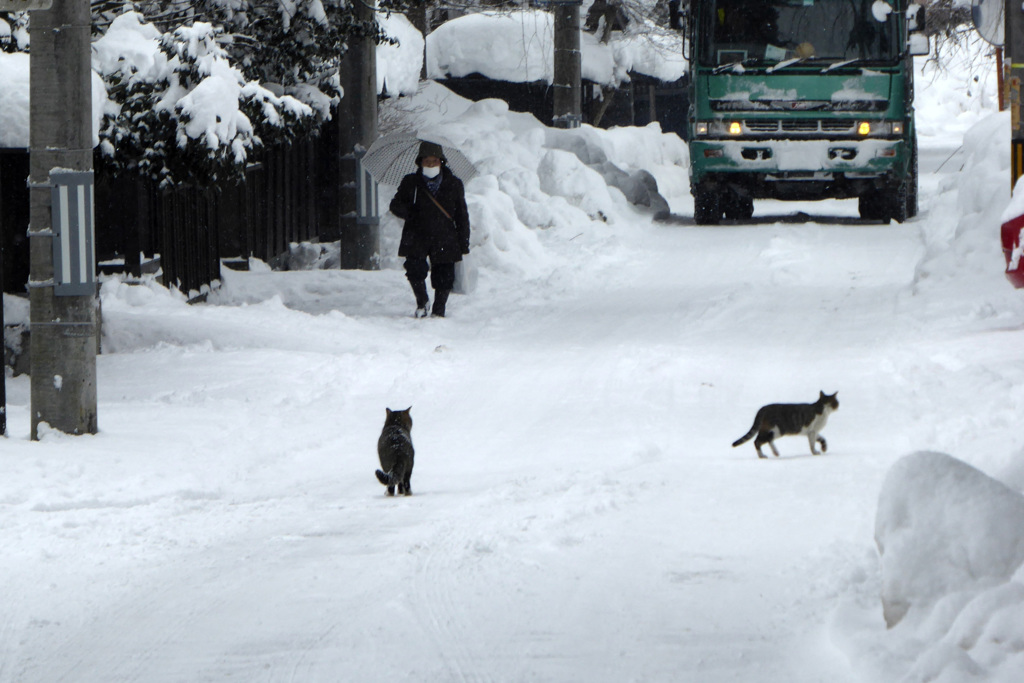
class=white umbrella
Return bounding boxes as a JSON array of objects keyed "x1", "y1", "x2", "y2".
[{"x1": 361, "y1": 133, "x2": 479, "y2": 186}]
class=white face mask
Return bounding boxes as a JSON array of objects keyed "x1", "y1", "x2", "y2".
[{"x1": 421, "y1": 165, "x2": 441, "y2": 179}]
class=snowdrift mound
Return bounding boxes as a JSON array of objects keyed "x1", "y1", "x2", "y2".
[
  {"x1": 377, "y1": 83, "x2": 690, "y2": 281},
  {"x1": 913, "y1": 111, "x2": 1009, "y2": 290},
  {"x1": 874, "y1": 451, "x2": 1024, "y2": 680}
]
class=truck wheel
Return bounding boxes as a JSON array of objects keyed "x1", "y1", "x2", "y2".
[
  {"x1": 906, "y1": 137, "x2": 919, "y2": 219},
  {"x1": 858, "y1": 193, "x2": 884, "y2": 221},
  {"x1": 694, "y1": 190, "x2": 721, "y2": 225},
  {"x1": 859, "y1": 183, "x2": 908, "y2": 223},
  {"x1": 723, "y1": 195, "x2": 754, "y2": 221},
  {"x1": 887, "y1": 181, "x2": 909, "y2": 224}
]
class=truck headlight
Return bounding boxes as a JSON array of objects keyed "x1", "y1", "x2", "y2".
[{"x1": 858, "y1": 121, "x2": 901, "y2": 137}]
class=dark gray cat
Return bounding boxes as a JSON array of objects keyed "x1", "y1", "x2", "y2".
[
  {"x1": 375, "y1": 407, "x2": 415, "y2": 496},
  {"x1": 732, "y1": 391, "x2": 839, "y2": 458}
]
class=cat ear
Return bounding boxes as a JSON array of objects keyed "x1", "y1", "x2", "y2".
[
  {"x1": 386, "y1": 408, "x2": 393, "y2": 416},
  {"x1": 405, "y1": 406, "x2": 412, "y2": 413}
]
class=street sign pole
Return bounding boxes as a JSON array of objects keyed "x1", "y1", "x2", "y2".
[
  {"x1": 1009, "y1": 0, "x2": 1024, "y2": 189},
  {"x1": 22, "y1": 0, "x2": 98, "y2": 438}
]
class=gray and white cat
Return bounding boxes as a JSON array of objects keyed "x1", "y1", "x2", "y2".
[{"x1": 732, "y1": 391, "x2": 839, "y2": 458}]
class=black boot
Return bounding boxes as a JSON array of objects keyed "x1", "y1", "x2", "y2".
[
  {"x1": 410, "y1": 280, "x2": 429, "y2": 318},
  {"x1": 431, "y1": 289, "x2": 451, "y2": 317}
]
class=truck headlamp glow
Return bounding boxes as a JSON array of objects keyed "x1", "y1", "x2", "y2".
[
  {"x1": 694, "y1": 121, "x2": 742, "y2": 137},
  {"x1": 858, "y1": 121, "x2": 899, "y2": 137}
]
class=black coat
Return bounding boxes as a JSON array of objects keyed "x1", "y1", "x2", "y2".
[{"x1": 389, "y1": 167, "x2": 471, "y2": 263}]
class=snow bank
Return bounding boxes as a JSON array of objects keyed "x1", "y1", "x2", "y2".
[
  {"x1": 0, "y1": 51, "x2": 108, "y2": 149},
  {"x1": 425, "y1": 10, "x2": 685, "y2": 86},
  {"x1": 872, "y1": 452, "x2": 1024, "y2": 680},
  {"x1": 910, "y1": 110, "x2": 1010, "y2": 295},
  {"x1": 875, "y1": 452, "x2": 1024, "y2": 627},
  {"x1": 377, "y1": 11, "x2": 422, "y2": 96},
  {"x1": 377, "y1": 83, "x2": 690, "y2": 283},
  {"x1": 915, "y1": 35, "x2": 1000, "y2": 140},
  {"x1": 0, "y1": 51, "x2": 30, "y2": 148}
]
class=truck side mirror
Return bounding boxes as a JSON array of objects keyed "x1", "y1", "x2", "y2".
[
  {"x1": 907, "y1": 3, "x2": 926, "y2": 32},
  {"x1": 669, "y1": 0, "x2": 684, "y2": 30},
  {"x1": 908, "y1": 33, "x2": 930, "y2": 56}
]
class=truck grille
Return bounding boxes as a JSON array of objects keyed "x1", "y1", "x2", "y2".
[
  {"x1": 739, "y1": 119, "x2": 860, "y2": 136},
  {"x1": 745, "y1": 120, "x2": 780, "y2": 133},
  {"x1": 821, "y1": 120, "x2": 856, "y2": 132},
  {"x1": 781, "y1": 120, "x2": 819, "y2": 133}
]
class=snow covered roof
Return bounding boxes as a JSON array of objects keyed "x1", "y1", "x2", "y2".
[{"x1": 424, "y1": 10, "x2": 686, "y2": 87}]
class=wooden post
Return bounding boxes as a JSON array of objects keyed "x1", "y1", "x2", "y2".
[{"x1": 552, "y1": 0, "x2": 582, "y2": 128}]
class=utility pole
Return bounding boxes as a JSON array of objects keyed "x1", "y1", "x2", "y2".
[
  {"x1": 27, "y1": 0, "x2": 98, "y2": 438},
  {"x1": 408, "y1": 0, "x2": 429, "y2": 81},
  {"x1": 335, "y1": 0, "x2": 380, "y2": 270},
  {"x1": 552, "y1": 0, "x2": 583, "y2": 128},
  {"x1": 1009, "y1": 0, "x2": 1024, "y2": 189}
]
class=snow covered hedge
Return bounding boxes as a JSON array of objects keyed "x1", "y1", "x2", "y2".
[{"x1": 93, "y1": 12, "x2": 315, "y2": 187}]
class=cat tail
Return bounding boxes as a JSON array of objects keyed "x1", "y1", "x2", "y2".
[
  {"x1": 732, "y1": 426, "x2": 757, "y2": 448},
  {"x1": 375, "y1": 469, "x2": 392, "y2": 486}
]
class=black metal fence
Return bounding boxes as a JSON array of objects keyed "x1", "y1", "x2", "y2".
[{"x1": 2, "y1": 129, "x2": 339, "y2": 298}]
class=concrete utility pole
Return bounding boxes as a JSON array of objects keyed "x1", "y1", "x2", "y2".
[
  {"x1": 1008, "y1": 0, "x2": 1024, "y2": 189},
  {"x1": 552, "y1": 0, "x2": 583, "y2": 128},
  {"x1": 408, "y1": 1, "x2": 429, "y2": 81},
  {"x1": 335, "y1": 0, "x2": 380, "y2": 270},
  {"x1": 28, "y1": 0, "x2": 98, "y2": 438}
]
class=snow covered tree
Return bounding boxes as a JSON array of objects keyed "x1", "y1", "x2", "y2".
[
  {"x1": 0, "y1": 11, "x2": 29, "y2": 52},
  {"x1": 89, "y1": 1, "x2": 394, "y2": 186},
  {"x1": 94, "y1": 12, "x2": 315, "y2": 187}
]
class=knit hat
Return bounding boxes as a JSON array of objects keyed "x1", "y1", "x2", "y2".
[{"x1": 416, "y1": 140, "x2": 447, "y2": 165}]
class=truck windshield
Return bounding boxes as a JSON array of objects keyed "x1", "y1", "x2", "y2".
[{"x1": 700, "y1": 0, "x2": 900, "y2": 68}]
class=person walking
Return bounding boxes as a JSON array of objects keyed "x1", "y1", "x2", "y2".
[{"x1": 388, "y1": 141, "x2": 471, "y2": 318}]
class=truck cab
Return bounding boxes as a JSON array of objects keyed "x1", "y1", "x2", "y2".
[{"x1": 676, "y1": 0, "x2": 928, "y2": 224}]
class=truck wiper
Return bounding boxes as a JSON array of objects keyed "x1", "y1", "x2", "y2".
[
  {"x1": 712, "y1": 59, "x2": 753, "y2": 74},
  {"x1": 821, "y1": 58, "x2": 863, "y2": 73},
  {"x1": 766, "y1": 56, "x2": 810, "y2": 73}
]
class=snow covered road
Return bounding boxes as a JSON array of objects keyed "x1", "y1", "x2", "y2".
[
  {"x1": 5, "y1": 101, "x2": 1024, "y2": 681},
  {"x1": 2, "y1": 207, "x2": 939, "y2": 681}
]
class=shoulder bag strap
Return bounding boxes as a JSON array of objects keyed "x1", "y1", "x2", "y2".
[{"x1": 425, "y1": 186, "x2": 453, "y2": 221}]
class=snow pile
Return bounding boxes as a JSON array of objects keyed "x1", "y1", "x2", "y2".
[
  {"x1": 425, "y1": 10, "x2": 685, "y2": 86},
  {"x1": 0, "y1": 51, "x2": 108, "y2": 149},
  {"x1": 377, "y1": 11, "x2": 423, "y2": 96},
  {"x1": 0, "y1": 12, "x2": 28, "y2": 51},
  {"x1": 378, "y1": 84, "x2": 690, "y2": 282},
  {"x1": 915, "y1": 36, "x2": 1000, "y2": 139},
  {"x1": 873, "y1": 452, "x2": 1024, "y2": 680},
  {"x1": 911, "y1": 110, "x2": 1009, "y2": 293},
  {"x1": 0, "y1": 51, "x2": 30, "y2": 148}
]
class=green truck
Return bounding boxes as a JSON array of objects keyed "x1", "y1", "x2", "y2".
[{"x1": 671, "y1": 0, "x2": 929, "y2": 224}]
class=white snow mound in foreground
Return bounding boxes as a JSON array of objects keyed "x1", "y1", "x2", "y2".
[
  {"x1": 876, "y1": 452, "x2": 1024, "y2": 627},
  {"x1": 874, "y1": 452, "x2": 1024, "y2": 680}
]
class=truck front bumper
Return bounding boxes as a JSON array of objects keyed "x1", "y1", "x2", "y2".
[{"x1": 690, "y1": 138, "x2": 906, "y2": 199}]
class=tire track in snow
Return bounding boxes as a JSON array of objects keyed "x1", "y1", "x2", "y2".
[{"x1": 410, "y1": 519, "x2": 498, "y2": 683}]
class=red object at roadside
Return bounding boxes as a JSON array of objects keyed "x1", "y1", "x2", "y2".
[{"x1": 1001, "y1": 213, "x2": 1024, "y2": 288}]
